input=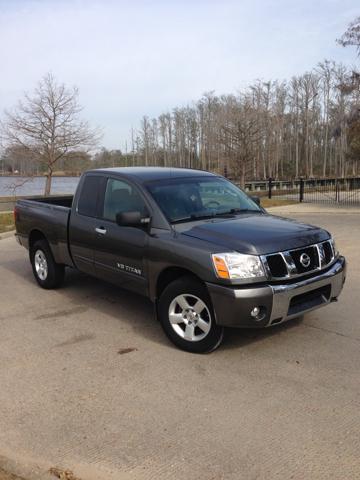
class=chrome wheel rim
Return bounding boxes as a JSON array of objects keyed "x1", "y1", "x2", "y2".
[
  {"x1": 34, "y1": 250, "x2": 48, "y2": 280},
  {"x1": 168, "y1": 294, "x2": 211, "y2": 342}
]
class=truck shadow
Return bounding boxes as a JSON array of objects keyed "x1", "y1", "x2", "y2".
[
  {"x1": 223, "y1": 317, "x2": 305, "y2": 351},
  {"x1": 51, "y1": 266, "x2": 309, "y2": 352},
  {"x1": 3, "y1": 257, "x2": 306, "y2": 352}
]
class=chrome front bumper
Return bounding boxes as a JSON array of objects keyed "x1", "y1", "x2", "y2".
[
  {"x1": 206, "y1": 256, "x2": 346, "y2": 328},
  {"x1": 270, "y1": 256, "x2": 346, "y2": 325}
]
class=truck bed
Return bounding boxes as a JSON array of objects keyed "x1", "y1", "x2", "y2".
[
  {"x1": 20, "y1": 195, "x2": 74, "y2": 208},
  {"x1": 15, "y1": 195, "x2": 74, "y2": 267}
]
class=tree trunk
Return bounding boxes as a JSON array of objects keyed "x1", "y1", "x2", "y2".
[
  {"x1": 45, "y1": 166, "x2": 52, "y2": 196},
  {"x1": 240, "y1": 162, "x2": 246, "y2": 190}
]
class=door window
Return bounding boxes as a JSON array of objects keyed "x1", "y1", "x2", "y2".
[{"x1": 103, "y1": 178, "x2": 146, "y2": 221}]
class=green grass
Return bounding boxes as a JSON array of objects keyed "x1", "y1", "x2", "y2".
[
  {"x1": 0, "y1": 213, "x2": 15, "y2": 234},
  {"x1": 258, "y1": 198, "x2": 299, "y2": 208}
]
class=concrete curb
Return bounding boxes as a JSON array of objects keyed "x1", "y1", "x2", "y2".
[
  {"x1": 0, "y1": 230, "x2": 15, "y2": 241},
  {"x1": 266, "y1": 204, "x2": 360, "y2": 214},
  {"x1": 0, "y1": 455, "x2": 53, "y2": 480}
]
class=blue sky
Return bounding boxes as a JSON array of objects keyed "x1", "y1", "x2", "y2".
[{"x1": 0, "y1": 0, "x2": 359, "y2": 150}]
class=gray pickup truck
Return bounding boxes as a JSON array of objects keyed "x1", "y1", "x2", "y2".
[{"x1": 15, "y1": 167, "x2": 346, "y2": 353}]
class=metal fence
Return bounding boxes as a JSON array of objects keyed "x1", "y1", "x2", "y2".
[{"x1": 244, "y1": 177, "x2": 360, "y2": 205}]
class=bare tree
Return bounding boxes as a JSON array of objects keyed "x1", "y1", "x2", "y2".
[
  {"x1": 130, "y1": 57, "x2": 358, "y2": 182},
  {"x1": 140, "y1": 115, "x2": 150, "y2": 167},
  {"x1": 0, "y1": 73, "x2": 103, "y2": 195},
  {"x1": 315, "y1": 60, "x2": 336, "y2": 177},
  {"x1": 337, "y1": 16, "x2": 360, "y2": 56},
  {"x1": 218, "y1": 93, "x2": 262, "y2": 189},
  {"x1": 129, "y1": 126, "x2": 137, "y2": 166},
  {"x1": 159, "y1": 114, "x2": 168, "y2": 167}
]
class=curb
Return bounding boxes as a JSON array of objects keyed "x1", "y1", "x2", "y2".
[
  {"x1": 266, "y1": 209, "x2": 360, "y2": 214},
  {"x1": 0, "y1": 455, "x2": 53, "y2": 480},
  {"x1": 0, "y1": 230, "x2": 15, "y2": 241},
  {"x1": 265, "y1": 204, "x2": 360, "y2": 214}
]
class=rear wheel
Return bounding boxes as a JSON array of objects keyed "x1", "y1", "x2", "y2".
[
  {"x1": 31, "y1": 240, "x2": 65, "y2": 289},
  {"x1": 158, "y1": 277, "x2": 225, "y2": 353}
]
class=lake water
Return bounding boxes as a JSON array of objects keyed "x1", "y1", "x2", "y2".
[{"x1": 0, "y1": 176, "x2": 80, "y2": 196}]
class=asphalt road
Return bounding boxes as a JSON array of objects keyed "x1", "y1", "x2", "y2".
[{"x1": 0, "y1": 213, "x2": 359, "y2": 480}]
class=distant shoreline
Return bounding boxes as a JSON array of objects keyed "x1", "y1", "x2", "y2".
[
  {"x1": 0, "y1": 176, "x2": 81, "y2": 198},
  {"x1": 0, "y1": 173, "x2": 81, "y2": 178}
]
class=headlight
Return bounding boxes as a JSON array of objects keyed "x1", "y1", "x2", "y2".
[
  {"x1": 212, "y1": 252, "x2": 265, "y2": 279},
  {"x1": 330, "y1": 236, "x2": 339, "y2": 258}
]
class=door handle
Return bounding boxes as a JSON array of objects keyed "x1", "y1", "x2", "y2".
[{"x1": 95, "y1": 227, "x2": 107, "y2": 235}]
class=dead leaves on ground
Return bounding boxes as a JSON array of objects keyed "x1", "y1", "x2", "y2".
[{"x1": 49, "y1": 467, "x2": 82, "y2": 480}]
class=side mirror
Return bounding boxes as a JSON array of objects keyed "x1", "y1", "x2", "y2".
[
  {"x1": 116, "y1": 211, "x2": 141, "y2": 227},
  {"x1": 252, "y1": 195, "x2": 260, "y2": 205}
]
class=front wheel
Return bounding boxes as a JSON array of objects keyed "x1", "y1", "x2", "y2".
[
  {"x1": 31, "y1": 240, "x2": 65, "y2": 289},
  {"x1": 158, "y1": 277, "x2": 225, "y2": 353}
]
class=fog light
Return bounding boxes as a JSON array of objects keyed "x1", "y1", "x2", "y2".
[{"x1": 251, "y1": 307, "x2": 260, "y2": 317}]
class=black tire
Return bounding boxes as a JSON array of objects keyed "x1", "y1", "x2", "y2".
[
  {"x1": 158, "y1": 277, "x2": 225, "y2": 354},
  {"x1": 31, "y1": 239, "x2": 65, "y2": 289}
]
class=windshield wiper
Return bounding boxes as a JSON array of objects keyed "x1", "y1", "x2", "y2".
[
  {"x1": 171, "y1": 213, "x2": 215, "y2": 223},
  {"x1": 171, "y1": 209, "x2": 261, "y2": 223},
  {"x1": 215, "y1": 208, "x2": 262, "y2": 216},
  {"x1": 216, "y1": 208, "x2": 248, "y2": 215},
  {"x1": 191, "y1": 213, "x2": 215, "y2": 219}
]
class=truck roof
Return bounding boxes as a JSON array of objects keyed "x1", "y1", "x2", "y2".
[{"x1": 92, "y1": 167, "x2": 218, "y2": 182}]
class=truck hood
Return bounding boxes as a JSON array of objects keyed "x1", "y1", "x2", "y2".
[{"x1": 178, "y1": 213, "x2": 330, "y2": 255}]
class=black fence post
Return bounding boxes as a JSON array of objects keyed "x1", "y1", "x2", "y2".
[
  {"x1": 335, "y1": 179, "x2": 338, "y2": 202},
  {"x1": 299, "y1": 178, "x2": 304, "y2": 202},
  {"x1": 269, "y1": 177, "x2": 272, "y2": 199}
]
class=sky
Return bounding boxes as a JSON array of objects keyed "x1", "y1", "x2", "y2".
[{"x1": 0, "y1": 0, "x2": 359, "y2": 151}]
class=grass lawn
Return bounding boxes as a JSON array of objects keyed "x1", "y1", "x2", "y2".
[
  {"x1": 258, "y1": 198, "x2": 299, "y2": 208},
  {"x1": 0, "y1": 213, "x2": 15, "y2": 234}
]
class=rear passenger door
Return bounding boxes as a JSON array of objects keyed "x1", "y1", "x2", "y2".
[
  {"x1": 69, "y1": 175, "x2": 103, "y2": 276},
  {"x1": 93, "y1": 177, "x2": 150, "y2": 296}
]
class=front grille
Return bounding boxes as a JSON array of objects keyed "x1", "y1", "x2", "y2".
[
  {"x1": 266, "y1": 254, "x2": 288, "y2": 278},
  {"x1": 263, "y1": 240, "x2": 336, "y2": 280},
  {"x1": 323, "y1": 241, "x2": 333, "y2": 264},
  {"x1": 290, "y1": 246, "x2": 319, "y2": 274}
]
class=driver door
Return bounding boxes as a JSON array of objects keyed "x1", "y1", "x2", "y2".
[{"x1": 94, "y1": 177, "x2": 150, "y2": 296}]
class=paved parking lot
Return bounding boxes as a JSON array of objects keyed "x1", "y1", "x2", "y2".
[{"x1": 0, "y1": 211, "x2": 359, "y2": 480}]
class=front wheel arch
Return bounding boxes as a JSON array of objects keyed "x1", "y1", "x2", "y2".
[{"x1": 155, "y1": 267, "x2": 203, "y2": 301}]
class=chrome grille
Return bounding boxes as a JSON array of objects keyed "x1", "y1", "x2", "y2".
[
  {"x1": 266, "y1": 254, "x2": 288, "y2": 278},
  {"x1": 323, "y1": 241, "x2": 333, "y2": 264},
  {"x1": 261, "y1": 240, "x2": 336, "y2": 280},
  {"x1": 289, "y1": 245, "x2": 319, "y2": 274}
]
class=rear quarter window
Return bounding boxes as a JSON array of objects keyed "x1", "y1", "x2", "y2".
[{"x1": 77, "y1": 176, "x2": 102, "y2": 217}]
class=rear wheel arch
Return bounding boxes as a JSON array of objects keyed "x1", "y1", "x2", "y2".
[
  {"x1": 31, "y1": 239, "x2": 65, "y2": 289},
  {"x1": 28, "y1": 229, "x2": 47, "y2": 254}
]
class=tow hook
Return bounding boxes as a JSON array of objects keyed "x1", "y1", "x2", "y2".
[{"x1": 330, "y1": 297, "x2": 338, "y2": 303}]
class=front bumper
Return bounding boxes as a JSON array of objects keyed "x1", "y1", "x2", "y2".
[{"x1": 206, "y1": 256, "x2": 346, "y2": 328}]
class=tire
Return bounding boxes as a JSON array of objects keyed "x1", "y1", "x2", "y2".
[
  {"x1": 158, "y1": 277, "x2": 225, "y2": 354},
  {"x1": 31, "y1": 239, "x2": 65, "y2": 289}
]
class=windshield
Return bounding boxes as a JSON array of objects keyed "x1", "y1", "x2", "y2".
[{"x1": 145, "y1": 176, "x2": 262, "y2": 222}]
